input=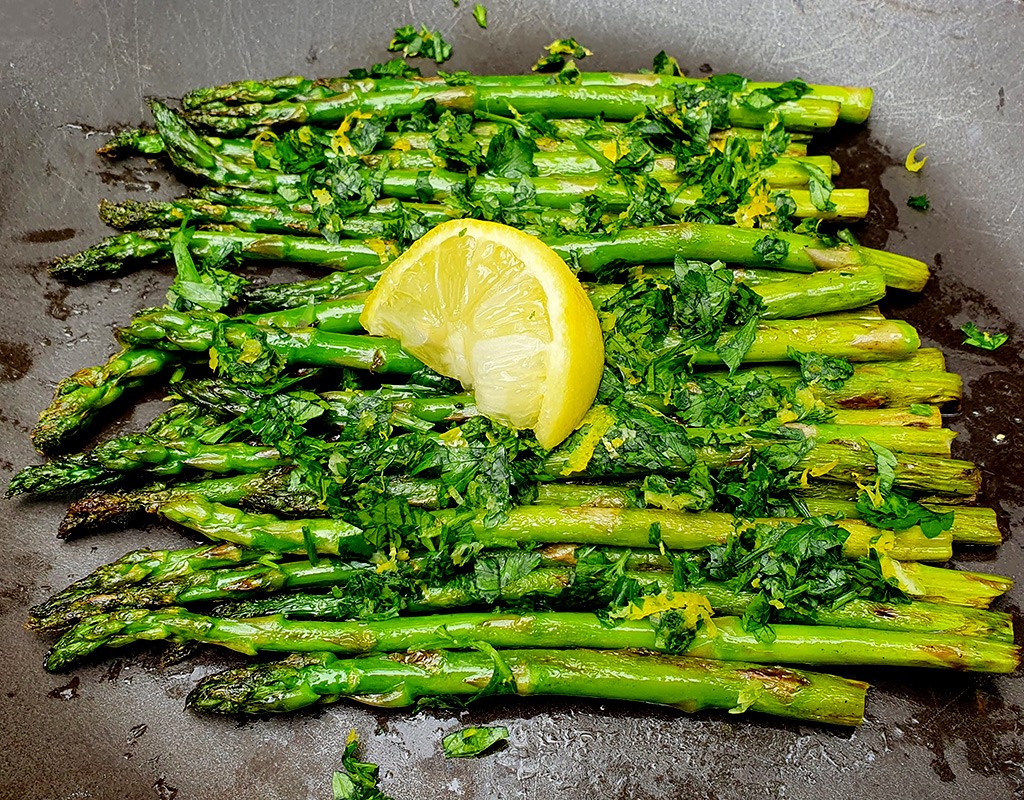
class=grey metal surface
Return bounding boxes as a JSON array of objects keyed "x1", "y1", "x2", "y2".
[{"x1": 1, "y1": 1, "x2": 1022, "y2": 798}]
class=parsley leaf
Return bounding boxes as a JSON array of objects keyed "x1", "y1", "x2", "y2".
[
  {"x1": 430, "y1": 111, "x2": 485, "y2": 168},
  {"x1": 474, "y1": 551, "x2": 543, "y2": 602},
  {"x1": 708, "y1": 73, "x2": 748, "y2": 93},
  {"x1": 388, "y1": 25, "x2": 454, "y2": 64},
  {"x1": 167, "y1": 223, "x2": 246, "y2": 312},
  {"x1": 753, "y1": 234, "x2": 789, "y2": 265},
  {"x1": 907, "y1": 194, "x2": 930, "y2": 211},
  {"x1": 532, "y1": 38, "x2": 593, "y2": 71},
  {"x1": 473, "y1": 4, "x2": 487, "y2": 27},
  {"x1": 961, "y1": 321, "x2": 1008, "y2": 350},
  {"x1": 866, "y1": 441, "x2": 898, "y2": 495},
  {"x1": 801, "y1": 161, "x2": 837, "y2": 212},
  {"x1": 651, "y1": 50, "x2": 683, "y2": 76},
  {"x1": 332, "y1": 732, "x2": 395, "y2": 800},
  {"x1": 347, "y1": 57, "x2": 423, "y2": 80},
  {"x1": 483, "y1": 125, "x2": 538, "y2": 178},
  {"x1": 741, "y1": 79, "x2": 810, "y2": 111},
  {"x1": 787, "y1": 348, "x2": 854, "y2": 391},
  {"x1": 442, "y1": 726, "x2": 509, "y2": 758},
  {"x1": 855, "y1": 490, "x2": 954, "y2": 539}
]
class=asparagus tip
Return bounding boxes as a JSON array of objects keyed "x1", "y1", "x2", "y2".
[{"x1": 187, "y1": 653, "x2": 327, "y2": 714}]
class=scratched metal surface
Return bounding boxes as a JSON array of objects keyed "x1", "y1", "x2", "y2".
[{"x1": 1, "y1": 1, "x2": 1022, "y2": 798}]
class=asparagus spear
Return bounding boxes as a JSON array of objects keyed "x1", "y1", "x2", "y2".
[
  {"x1": 183, "y1": 81, "x2": 842, "y2": 136},
  {"x1": 97, "y1": 122, "x2": 811, "y2": 161},
  {"x1": 802, "y1": 498, "x2": 1001, "y2": 546},
  {"x1": 186, "y1": 647, "x2": 868, "y2": 725},
  {"x1": 50, "y1": 228, "x2": 393, "y2": 283},
  {"x1": 181, "y1": 71, "x2": 872, "y2": 123},
  {"x1": 12, "y1": 407, "x2": 961, "y2": 498},
  {"x1": 45, "y1": 608, "x2": 1018, "y2": 673},
  {"x1": 51, "y1": 219, "x2": 928, "y2": 291},
  {"x1": 142, "y1": 497, "x2": 952, "y2": 563}
]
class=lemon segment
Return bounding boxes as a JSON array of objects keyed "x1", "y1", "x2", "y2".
[{"x1": 360, "y1": 219, "x2": 604, "y2": 449}]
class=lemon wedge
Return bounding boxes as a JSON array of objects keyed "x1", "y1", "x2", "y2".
[{"x1": 360, "y1": 219, "x2": 604, "y2": 449}]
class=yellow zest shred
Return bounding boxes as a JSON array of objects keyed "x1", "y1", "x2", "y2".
[
  {"x1": 330, "y1": 111, "x2": 373, "y2": 157},
  {"x1": 904, "y1": 143, "x2": 927, "y2": 172},
  {"x1": 560, "y1": 405, "x2": 616, "y2": 476}
]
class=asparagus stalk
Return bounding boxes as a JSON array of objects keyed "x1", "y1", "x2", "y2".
[
  {"x1": 240, "y1": 262, "x2": 888, "y2": 321},
  {"x1": 57, "y1": 470, "x2": 330, "y2": 537},
  {"x1": 50, "y1": 228, "x2": 394, "y2": 283},
  {"x1": 802, "y1": 498, "x2": 1001, "y2": 546},
  {"x1": 186, "y1": 647, "x2": 869, "y2": 725},
  {"x1": 98, "y1": 122, "x2": 811, "y2": 162},
  {"x1": 240, "y1": 262, "x2": 385, "y2": 310},
  {"x1": 14, "y1": 406, "x2": 960, "y2": 498},
  {"x1": 46, "y1": 608, "x2": 1018, "y2": 674},
  {"x1": 183, "y1": 81, "x2": 842, "y2": 136},
  {"x1": 181, "y1": 71, "x2": 872, "y2": 123},
  {"x1": 536, "y1": 482, "x2": 997, "y2": 547},
  {"x1": 51, "y1": 222, "x2": 928, "y2": 292},
  {"x1": 27, "y1": 543, "x2": 261, "y2": 626},
  {"x1": 150, "y1": 498, "x2": 954, "y2": 562}
]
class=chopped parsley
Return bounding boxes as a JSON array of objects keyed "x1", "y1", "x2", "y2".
[
  {"x1": 388, "y1": 25, "x2": 454, "y2": 64},
  {"x1": 961, "y1": 321, "x2": 1008, "y2": 351},
  {"x1": 442, "y1": 726, "x2": 509, "y2": 758},
  {"x1": 907, "y1": 194, "x2": 930, "y2": 211}
]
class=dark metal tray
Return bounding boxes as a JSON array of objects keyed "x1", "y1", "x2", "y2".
[{"x1": 1, "y1": 2, "x2": 1021, "y2": 797}]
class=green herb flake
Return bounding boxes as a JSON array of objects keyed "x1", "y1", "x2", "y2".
[
  {"x1": 787, "y1": 348, "x2": 854, "y2": 391},
  {"x1": 909, "y1": 403, "x2": 932, "y2": 417},
  {"x1": 801, "y1": 162, "x2": 836, "y2": 212},
  {"x1": 961, "y1": 321, "x2": 1008, "y2": 351},
  {"x1": 331, "y1": 731, "x2": 395, "y2": 800},
  {"x1": 532, "y1": 38, "x2": 592, "y2": 72},
  {"x1": 167, "y1": 221, "x2": 247, "y2": 312},
  {"x1": 473, "y1": 4, "x2": 487, "y2": 28},
  {"x1": 651, "y1": 50, "x2": 683, "y2": 76},
  {"x1": 866, "y1": 441, "x2": 898, "y2": 496},
  {"x1": 752, "y1": 234, "x2": 789, "y2": 265},
  {"x1": 907, "y1": 194, "x2": 930, "y2": 211},
  {"x1": 741, "y1": 79, "x2": 810, "y2": 111},
  {"x1": 707, "y1": 73, "x2": 748, "y2": 93},
  {"x1": 388, "y1": 25, "x2": 454, "y2": 64},
  {"x1": 442, "y1": 725, "x2": 509, "y2": 758},
  {"x1": 856, "y1": 490, "x2": 954, "y2": 540}
]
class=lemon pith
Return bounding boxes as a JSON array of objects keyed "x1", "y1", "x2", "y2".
[{"x1": 360, "y1": 219, "x2": 604, "y2": 449}]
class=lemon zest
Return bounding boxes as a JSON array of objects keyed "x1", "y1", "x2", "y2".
[
  {"x1": 904, "y1": 143, "x2": 927, "y2": 172},
  {"x1": 560, "y1": 405, "x2": 616, "y2": 476}
]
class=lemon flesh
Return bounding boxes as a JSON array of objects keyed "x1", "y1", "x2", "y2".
[{"x1": 360, "y1": 219, "x2": 604, "y2": 449}]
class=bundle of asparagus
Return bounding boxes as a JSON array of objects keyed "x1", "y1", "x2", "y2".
[{"x1": 14, "y1": 36, "x2": 1016, "y2": 730}]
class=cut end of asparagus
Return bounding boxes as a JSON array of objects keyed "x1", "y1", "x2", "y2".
[{"x1": 837, "y1": 86, "x2": 874, "y2": 124}]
